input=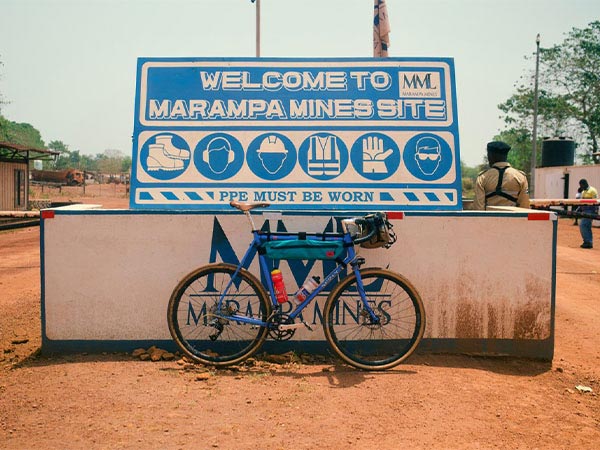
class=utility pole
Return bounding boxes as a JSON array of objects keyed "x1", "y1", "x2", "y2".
[
  {"x1": 531, "y1": 34, "x2": 541, "y2": 198},
  {"x1": 255, "y1": 0, "x2": 261, "y2": 57}
]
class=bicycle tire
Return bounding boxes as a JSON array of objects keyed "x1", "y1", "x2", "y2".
[
  {"x1": 323, "y1": 268, "x2": 425, "y2": 370},
  {"x1": 167, "y1": 263, "x2": 272, "y2": 366}
]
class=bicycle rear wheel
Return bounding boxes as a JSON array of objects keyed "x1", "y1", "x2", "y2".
[
  {"x1": 323, "y1": 268, "x2": 425, "y2": 370},
  {"x1": 167, "y1": 263, "x2": 272, "y2": 366}
]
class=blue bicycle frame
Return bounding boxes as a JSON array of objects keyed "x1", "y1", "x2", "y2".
[{"x1": 215, "y1": 228, "x2": 380, "y2": 328}]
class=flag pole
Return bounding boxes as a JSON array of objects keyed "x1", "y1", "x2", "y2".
[{"x1": 374, "y1": 0, "x2": 391, "y2": 57}]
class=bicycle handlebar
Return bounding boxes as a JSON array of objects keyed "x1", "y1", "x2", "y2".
[
  {"x1": 349, "y1": 217, "x2": 377, "y2": 245},
  {"x1": 230, "y1": 202, "x2": 381, "y2": 246}
]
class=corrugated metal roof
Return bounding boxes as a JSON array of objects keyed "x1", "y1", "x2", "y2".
[{"x1": 0, "y1": 141, "x2": 60, "y2": 161}]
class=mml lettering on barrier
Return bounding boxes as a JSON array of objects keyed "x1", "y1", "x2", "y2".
[{"x1": 130, "y1": 58, "x2": 462, "y2": 210}]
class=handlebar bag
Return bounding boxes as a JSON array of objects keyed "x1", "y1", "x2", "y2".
[
  {"x1": 261, "y1": 239, "x2": 344, "y2": 260},
  {"x1": 359, "y1": 213, "x2": 397, "y2": 249}
]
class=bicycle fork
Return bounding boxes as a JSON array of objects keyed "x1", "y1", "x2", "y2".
[{"x1": 351, "y1": 260, "x2": 381, "y2": 325}]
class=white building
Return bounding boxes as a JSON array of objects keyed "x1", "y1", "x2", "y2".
[{"x1": 534, "y1": 164, "x2": 600, "y2": 200}]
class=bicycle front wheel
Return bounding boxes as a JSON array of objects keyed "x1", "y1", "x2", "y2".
[
  {"x1": 167, "y1": 263, "x2": 272, "y2": 367},
  {"x1": 323, "y1": 268, "x2": 425, "y2": 370}
]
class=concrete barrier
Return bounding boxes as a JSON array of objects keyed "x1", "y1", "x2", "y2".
[{"x1": 41, "y1": 207, "x2": 556, "y2": 360}]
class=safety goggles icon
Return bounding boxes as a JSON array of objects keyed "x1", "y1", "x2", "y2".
[{"x1": 416, "y1": 152, "x2": 440, "y2": 160}]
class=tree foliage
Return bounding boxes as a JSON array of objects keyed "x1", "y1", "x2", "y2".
[
  {"x1": 47, "y1": 145, "x2": 131, "y2": 174},
  {"x1": 498, "y1": 20, "x2": 600, "y2": 165},
  {"x1": 48, "y1": 140, "x2": 81, "y2": 170},
  {"x1": 543, "y1": 21, "x2": 600, "y2": 155},
  {"x1": 0, "y1": 120, "x2": 131, "y2": 173},
  {"x1": 0, "y1": 114, "x2": 45, "y2": 148},
  {"x1": 491, "y1": 128, "x2": 542, "y2": 177},
  {"x1": 95, "y1": 149, "x2": 129, "y2": 174},
  {"x1": 461, "y1": 160, "x2": 487, "y2": 199}
]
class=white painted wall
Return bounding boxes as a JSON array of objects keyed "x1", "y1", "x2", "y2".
[
  {"x1": 535, "y1": 165, "x2": 600, "y2": 199},
  {"x1": 42, "y1": 209, "x2": 555, "y2": 350}
]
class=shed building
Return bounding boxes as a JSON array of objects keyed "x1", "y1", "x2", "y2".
[{"x1": 0, "y1": 141, "x2": 59, "y2": 211}]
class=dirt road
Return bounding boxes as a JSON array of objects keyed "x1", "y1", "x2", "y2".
[{"x1": 0, "y1": 213, "x2": 598, "y2": 449}]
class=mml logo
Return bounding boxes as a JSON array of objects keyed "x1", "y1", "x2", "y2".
[{"x1": 402, "y1": 73, "x2": 436, "y2": 90}]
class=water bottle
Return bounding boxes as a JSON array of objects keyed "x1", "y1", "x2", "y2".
[
  {"x1": 271, "y1": 269, "x2": 288, "y2": 304},
  {"x1": 292, "y1": 276, "x2": 321, "y2": 306}
]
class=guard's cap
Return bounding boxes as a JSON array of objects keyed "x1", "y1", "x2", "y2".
[{"x1": 487, "y1": 141, "x2": 511, "y2": 154}]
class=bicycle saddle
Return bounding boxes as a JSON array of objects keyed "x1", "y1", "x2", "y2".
[{"x1": 230, "y1": 201, "x2": 271, "y2": 212}]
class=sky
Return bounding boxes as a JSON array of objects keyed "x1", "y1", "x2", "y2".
[{"x1": 1, "y1": 0, "x2": 599, "y2": 167}]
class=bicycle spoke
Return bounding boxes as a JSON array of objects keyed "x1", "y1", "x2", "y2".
[
  {"x1": 168, "y1": 264, "x2": 271, "y2": 366},
  {"x1": 324, "y1": 268, "x2": 425, "y2": 370}
]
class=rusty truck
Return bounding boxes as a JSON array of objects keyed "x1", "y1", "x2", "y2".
[{"x1": 31, "y1": 169, "x2": 85, "y2": 186}]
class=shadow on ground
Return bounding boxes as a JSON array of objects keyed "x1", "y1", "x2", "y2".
[{"x1": 8, "y1": 347, "x2": 551, "y2": 379}]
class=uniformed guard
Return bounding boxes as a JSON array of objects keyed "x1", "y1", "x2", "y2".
[{"x1": 472, "y1": 141, "x2": 530, "y2": 210}]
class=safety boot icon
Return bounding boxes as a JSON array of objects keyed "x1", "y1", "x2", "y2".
[
  {"x1": 147, "y1": 144, "x2": 184, "y2": 171},
  {"x1": 155, "y1": 135, "x2": 190, "y2": 160}
]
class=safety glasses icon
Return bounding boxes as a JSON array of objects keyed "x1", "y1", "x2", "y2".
[{"x1": 416, "y1": 152, "x2": 440, "y2": 160}]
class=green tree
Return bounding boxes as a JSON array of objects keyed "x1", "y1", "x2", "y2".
[
  {"x1": 48, "y1": 140, "x2": 73, "y2": 169},
  {"x1": 543, "y1": 21, "x2": 600, "y2": 156},
  {"x1": 499, "y1": 81, "x2": 579, "y2": 136},
  {"x1": 48, "y1": 140, "x2": 69, "y2": 153},
  {"x1": 121, "y1": 155, "x2": 132, "y2": 173},
  {"x1": 460, "y1": 160, "x2": 487, "y2": 199},
  {"x1": 80, "y1": 153, "x2": 98, "y2": 172},
  {"x1": 0, "y1": 114, "x2": 45, "y2": 148},
  {"x1": 97, "y1": 149, "x2": 128, "y2": 176},
  {"x1": 499, "y1": 20, "x2": 600, "y2": 164},
  {"x1": 490, "y1": 128, "x2": 542, "y2": 178}
]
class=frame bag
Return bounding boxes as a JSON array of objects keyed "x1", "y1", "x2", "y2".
[{"x1": 261, "y1": 239, "x2": 345, "y2": 260}]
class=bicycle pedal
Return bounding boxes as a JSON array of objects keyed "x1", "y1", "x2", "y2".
[{"x1": 302, "y1": 321, "x2": 314, "y2": 331}]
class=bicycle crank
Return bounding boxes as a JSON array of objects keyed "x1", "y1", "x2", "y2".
[{"x1": 268, "y1": 313, "x2": 297, "y2": 341}]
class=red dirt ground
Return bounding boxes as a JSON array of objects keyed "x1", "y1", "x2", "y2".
[{"x1": 0, "y1": 196, "x2": 598, "y2": 449}]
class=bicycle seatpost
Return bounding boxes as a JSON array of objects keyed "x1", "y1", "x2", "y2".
[
  {"x1": 243, "y1": 210, "x2": 257, "y2": 231},
  {"x1": 229, "y1": 201, "x2": 270, "y2": 231}
]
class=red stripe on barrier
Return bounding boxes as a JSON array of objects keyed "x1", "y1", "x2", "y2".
[
  {"x1": 41, "y1": 210, "x2": 55, "y2": 220},
  {"x1": 528, "y1": 212, "x2": 550, "y2": 221},
  {"x1": 387, "y1": 212, "x2": 404, "y2": 220}
]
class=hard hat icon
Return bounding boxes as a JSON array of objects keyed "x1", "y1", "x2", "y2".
[
  {"x1": 203, "y1": 137, "x2": 235, "y2": 174},
  {"x1": 256, "y1": 135, "x2": 288, "y2": 175},
  {"x1": 258, "y1": 135, "x2": 288, "y2": 154}
]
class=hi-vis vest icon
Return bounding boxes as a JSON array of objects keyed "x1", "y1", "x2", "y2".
[{"x1": 308, "y1": 135, "x2": 341, "y2": 176}]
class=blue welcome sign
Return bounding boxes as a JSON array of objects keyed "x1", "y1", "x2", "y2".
[{"x1": 130, "y1": 57, "x2": 461, "y2": 210}]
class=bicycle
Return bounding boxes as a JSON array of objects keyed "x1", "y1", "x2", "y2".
[{"x1": 167, "y1": 201, "x2": 425, "y2": 370}]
